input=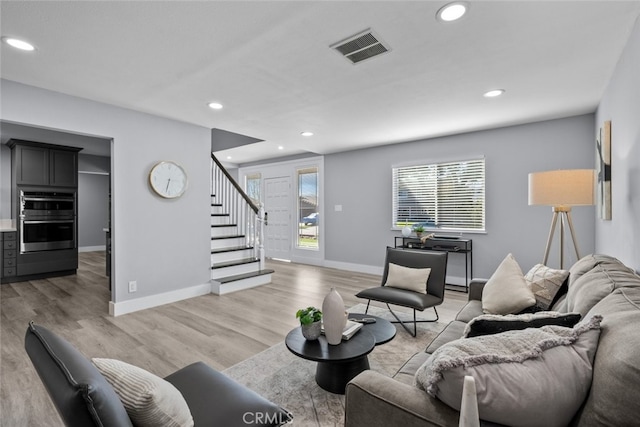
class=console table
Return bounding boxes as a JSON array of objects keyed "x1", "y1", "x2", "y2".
[{"x1": 394, "y1": 236, "x2": 473, "y2": 292}]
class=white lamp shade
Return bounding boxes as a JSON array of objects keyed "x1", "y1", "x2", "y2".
[{"x1": 528, "y1": 169, "x2": 595, "y2": 207}]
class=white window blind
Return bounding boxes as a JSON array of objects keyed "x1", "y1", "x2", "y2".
[{"x1": 392, "y1": 158, "x2": 485, "y2": 232}]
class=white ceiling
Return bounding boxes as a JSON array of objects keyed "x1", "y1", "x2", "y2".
[{"x1": 2, "y1": 1, "x2": 640, "y2": 164}]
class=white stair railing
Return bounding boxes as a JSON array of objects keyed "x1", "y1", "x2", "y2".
[{"x1": 211, "y1": 154, "x2": 265, "y2": 270}]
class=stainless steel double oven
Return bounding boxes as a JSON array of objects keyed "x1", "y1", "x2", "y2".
[{"x1": 19, "y1": 190, "x2": 77, "y2": 253}]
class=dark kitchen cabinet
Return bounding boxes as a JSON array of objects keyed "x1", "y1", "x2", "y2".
[
  {"x1": 8, "y1": 139, "x2": 81, "y2": 187},
  {"x1": 1, "y1": 231, "x2": 18, "y2": 282},
  {"x1": 4, "y1": 140, "x2": 82, "y2": 283}
]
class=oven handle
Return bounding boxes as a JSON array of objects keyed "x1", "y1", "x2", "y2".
[
  {"x1": 23, "y1": 197, "x2": 75, "y2": 202},
  {"x1": 22, "y1": 220, "x2": 75, "y2": 224}
]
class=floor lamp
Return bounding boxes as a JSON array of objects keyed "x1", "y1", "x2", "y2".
[{"x1": 528, "y1": 169, "x2": 595, "y2": 269}]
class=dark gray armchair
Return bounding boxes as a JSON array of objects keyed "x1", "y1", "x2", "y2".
[
  {"x1": 356, "y1": 247, "x2": 448, "y2": 336},
  {"x1": 24, "y1": 322, "x2": 292, "y2": 427}
]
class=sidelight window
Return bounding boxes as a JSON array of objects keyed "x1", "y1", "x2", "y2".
[
  {"x1": 245, "y1": 173, "x2": 261, "y2": 206},
  {"x1": 297, "y1": 167, "x2": 319, "y2": 249}
]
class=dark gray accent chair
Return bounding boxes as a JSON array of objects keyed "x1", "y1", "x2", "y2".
[
  {"x1": 24, "y1": 322, "x2": 292, "y2": 427},
  {"x1": 356, "y1": 247, "x2": 448, "y2": 336}
]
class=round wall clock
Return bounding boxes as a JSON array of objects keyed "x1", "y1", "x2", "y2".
[{"x1": 149, "y1": 161, "x2": 188, "y2": 198}]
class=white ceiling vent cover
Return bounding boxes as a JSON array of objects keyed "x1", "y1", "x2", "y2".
[{"x1": 331, "y1": 29, "x2": 390, "y2": 64}]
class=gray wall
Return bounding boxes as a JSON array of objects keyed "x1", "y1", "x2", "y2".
[
  {"x1": 79, "y1": 153, "x2": 110, "y2": 173},
  {"x1": 78, "y1": 154, "x2": 110, "y2": 249},
  {"x1": 595, "y1": 15, "x2": 640, "y2": 271},
  {"x1": 324, "y1": 114, "x2": 597, "y2": 279},
  {"x1": 1, "y1": 79, "x2": 211, "y2": 304}
]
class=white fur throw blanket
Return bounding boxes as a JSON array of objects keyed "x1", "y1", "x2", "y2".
[{"x1": 415, "y1": 315, "x2": 602, "y2": 396}]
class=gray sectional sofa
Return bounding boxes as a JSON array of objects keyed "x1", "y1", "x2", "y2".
[{"x1": 345, "y1": 254, "x2": 640, "y2": 427}]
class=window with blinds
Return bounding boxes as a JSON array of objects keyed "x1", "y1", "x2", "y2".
[{"x1": 392, "y1": 158, "x2": 485, "y2": 232}]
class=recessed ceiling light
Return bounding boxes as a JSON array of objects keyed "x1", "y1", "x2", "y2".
[
  {"x1": 278, "y1": 146, "x2": 284, "y2": 150},
  {"x1": 436, "y1": 2, "x2": 468, "y2": 22},
  {"x1": 226, "y1": 156, "x2": 232, "y2": 160},
  {"x1": 301, "y1": 131, "x2": 314, "y2": 137},
  {"x1": 483, "y1": 89, "x2": 505, "y2": 98},
  {"x1": 208, "y1": 102, "x2": 223, "y2": 110},
  {"x1": 2, "y1": 37, "x2": 35, "y2": 51}
]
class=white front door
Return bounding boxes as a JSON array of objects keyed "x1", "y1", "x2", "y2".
[{"x1": 264, "y1": 176, "x2": 291, "y2": 260}]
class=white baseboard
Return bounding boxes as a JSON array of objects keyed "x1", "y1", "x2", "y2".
[
  {"x1": 109, "y1": 282, "x2": 212, "y2": 317},
  {"x1": 290, "y1": 255, "x2": 323, "y2": 267},
  {"x1": 79, "y1": 245, "x2": 106, "y2": 252},
  {"x1": 323, "y1": 260, "x2": 383, "y2": 276},
  {"x1": 107, "y1": 263, "x2": 467, "y2": 317}
]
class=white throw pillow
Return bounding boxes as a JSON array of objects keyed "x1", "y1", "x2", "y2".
[
  {"x1": 384, "y1": 262, "x2": 431, "y2": 294},
  {"x1": 482, "y1": 253, "x2": 536, "y2": 314},
  {"x1": 415, "y1": 315, "x2": 602, "y2": 427},
  {"x1": 92, "y1": 358, "x2": 194, "y2": 427},
  {"x1": 525, "y1": 264, "x2": 569, "y2": 309}
]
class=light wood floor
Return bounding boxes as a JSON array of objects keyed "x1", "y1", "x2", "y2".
[{"x1": 0, "y1": 252, "x2": 467, "y2": 426}]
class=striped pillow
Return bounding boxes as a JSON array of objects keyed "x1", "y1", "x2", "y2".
[{"x1": 92, "y1": 358, "x2": 193, "y2": 427}]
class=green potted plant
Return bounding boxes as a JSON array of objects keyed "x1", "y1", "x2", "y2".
[
  {"x1": 413, "y1": 224, "x2": 425, "y2": 238},
  {"x1": 296, "y1": 306, "x2": 322, "y2": 340}
]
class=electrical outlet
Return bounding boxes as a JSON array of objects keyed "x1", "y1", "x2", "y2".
[{"x1": 128, "y1": 280, "x2": 137, "y2": 293}]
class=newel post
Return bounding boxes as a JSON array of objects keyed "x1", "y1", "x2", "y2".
[{"x1": 258, "y1": 203, "x2": 266, "y2": 269}]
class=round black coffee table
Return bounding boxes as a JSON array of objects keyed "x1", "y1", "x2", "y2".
[
  {"x1": 347, "y1": 313, "x2": 397, "y2": 344},
  {"x1": 285, "y1": 314, "x2": 395, "y2": 394}
]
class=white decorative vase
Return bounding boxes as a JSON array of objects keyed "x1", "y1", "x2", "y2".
[
  {"x1": 459, "y1": 376, "x2": 480, "y2": 427},
  {"x1": 322, "y1": 288, "x2": 347, "y2": 345}
]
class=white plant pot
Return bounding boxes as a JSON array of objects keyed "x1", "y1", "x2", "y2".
[{"x1": 301, "y1": 321, "x2": 322, "y2": 340}]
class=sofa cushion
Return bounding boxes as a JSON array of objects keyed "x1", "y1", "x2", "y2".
[
  {"x1": 24, "y1": 323, "x2": 134, "y2": 427},
  {"x1": 394, "y1": 352, "x2": 430, "y2": 385},
  {"x1": 482, "y1": 254, "x2": 536, "y2": 314},
  {"x1": 462, "y1": 311, "x2": 582, "y2": 338},
  {"x1": 567, "y1": 254, "x2": 634, "y2": 288},
  {"x1": 524, "y1": 264, "x2": 569, "y2": 310},
  {"x1": 575, "y1": 288, "x2": 640, "y2": 426},
  {"x1": 425, "y1": 320, "x2": 467, "y2": 354},
  {"x1": 567, "y1": 254, "x2": 600, "y2": 286},
  {"x1": 566, "y1": 265, "x2": 615, "y2": 316},
  {"x1": 414, "y1": 316, "x2": 602, "y2": 427},
  {"x1": 92, "y1": 358, "x2": 194, "y2": 427},
  {"x1": 454, "y1": 300, "x2": 484, "y2": 323},
  {"x1": 384, "y1": 263, "x2": 431, "y2": 294}
]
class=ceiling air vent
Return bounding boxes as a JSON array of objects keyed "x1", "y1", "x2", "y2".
[{"x1": 331, "y1": 29, "x2": 389, "y2": 64}]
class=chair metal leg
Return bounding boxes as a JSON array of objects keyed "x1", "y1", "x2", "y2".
[
  {"x1": 364, "y1": 300, "x2": 371, "y2": 314},
  {"x1": 386, "y1": 304, "x2": 439, "y2": 337}
]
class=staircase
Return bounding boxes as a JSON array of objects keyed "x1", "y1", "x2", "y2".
[{"x1": 210, "y1": 154, "x2": 273, "y2": 295}]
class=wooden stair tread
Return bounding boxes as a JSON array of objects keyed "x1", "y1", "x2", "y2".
[
  {"x1": 211, "y1": 235, "x2": 245, "y2": 240},
  {"x1": 212, "y1": 258, "x2": 259, "y2": 269},
  {"x1": 211, "y1": 245, "x2": 254, "y2": 254}
]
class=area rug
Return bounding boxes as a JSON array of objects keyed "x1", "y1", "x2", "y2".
[{"x1": 223, "y1": 304, "x2": 446, "y2": 426}]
